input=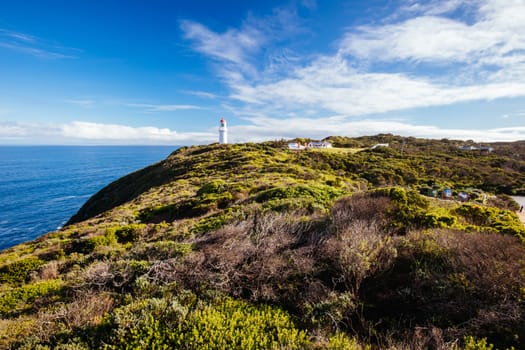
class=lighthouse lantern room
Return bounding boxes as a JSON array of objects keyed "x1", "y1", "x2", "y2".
[{"x1": 219, "y1": 117, "x2": 228, "y2": 144}]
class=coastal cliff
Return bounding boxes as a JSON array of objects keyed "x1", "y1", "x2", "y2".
[{"x1": 1, "y1": 136, "x2": 525, "y2": 349}]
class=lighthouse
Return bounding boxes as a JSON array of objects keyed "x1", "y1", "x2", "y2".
[{"x1": 219, "y1": 117, "x2": 228, "y2": 144}]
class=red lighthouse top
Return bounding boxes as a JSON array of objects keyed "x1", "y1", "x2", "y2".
[{"x1": 220, "y1": 117, "x2": 226, "y2": 125}]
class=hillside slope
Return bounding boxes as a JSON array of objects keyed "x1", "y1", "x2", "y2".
[{"x1": 1, "y1": 137, "x2": 525, "y2": 349}]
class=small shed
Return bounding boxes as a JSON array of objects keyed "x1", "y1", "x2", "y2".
[
  {"x1": 442, "y1": 188, "x2": 453, "y2": 199},
  {"x1": 458, "y1": 192, "x2": 469, "y2": 201}
]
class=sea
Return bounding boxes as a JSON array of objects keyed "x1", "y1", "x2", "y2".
[{"x1": 0, "y1": 146, "x2": 176, "y2": 251}]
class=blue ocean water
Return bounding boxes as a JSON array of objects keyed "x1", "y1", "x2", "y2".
[{"x1": 0, "y1": 146, "x2": 176, "y2": 251}]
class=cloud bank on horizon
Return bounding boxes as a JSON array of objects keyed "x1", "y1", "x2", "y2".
[{"x1": 1, "y1": 0, "x2": 525, "y2": 144}]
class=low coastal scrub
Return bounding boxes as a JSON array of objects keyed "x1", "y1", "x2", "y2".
[
  {"x1": 0, "y1": 256, "x2": 46, "y2": 285},
  {"x1": 0, "y1": 279, "x2": 62, "y2": 316},
  {"x1": 102, "y1": 297, "x2": 310, "y2": 349},
  {"x1": 1, "y1": 137, "x2": 525, "y2": 349}
]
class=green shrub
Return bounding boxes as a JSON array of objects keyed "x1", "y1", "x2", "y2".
[
  {"x1": 149, "y1": 241, "x2": 193, "y2": 259},
  {"x1": 78, "y1": 229, "x2": 119, "y2": 253},
  {"x1": 0, "y1": 279, "x2": 63, "y2": 316},
  {"x1": 255, "y1": 184, "x2": 343, "y2": 210},
  {"x1": 420, "y1": 213, "x2": 456, "y2": 228},
  {"x1": 110, "y1": 224, "x2": 146, "y2": 244},
  {"x1": 454, "y1": 204, "x2": 525, "y2": 240},
  {"x1": 85, "y1": 236, "x2": 111, "y2": 251},
  {"x1": 194, "y1": 191, "x2": 234, "y2": 210},
  {"x1": 461, "y1": 336, "x2": 495, "y2": 350},
  {"x1": 176, "y1": 298, "x2": 310, "y2": 349},
  {"x1": 328, "y1": 332, "x2": 363, "y2": 350},
  {"x1": 190, "y1": 205, "x2": 249, "y2": 234},
  {"x1": 369, "y1": 187, "x2": 434, "y2": 232},
  {"x1": 0, "y1": 257, "x2": 46, "y2": 285},
  {"x1": 103, "y1": 297, "x2": 310, "y2": 349},
  {"x1": 137, "y1": 201, "x2": 209, "y2": 223},
  {"x1": 197, "y1": 180, "x2": 228, "y2": 196},
  {"x1": 191, "y1": 212, "x2": 234, "y2": 234}
]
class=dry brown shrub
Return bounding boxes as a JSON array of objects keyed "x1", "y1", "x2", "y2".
[
  {"x1": 38, "y1": 261, "x2": 60, "y2": 280},
  {"x1": 322, "y1": 219, "x2": 397, "y2": 294},
  {"x1": 384, "y1": 327, "x2": 456, "y2": 350},
  {"x1": 436, "y1": 231, "x2": 525, "y2": 344},
  {"x1": 60, "y1": 291, "x2": 114, "y2": 329},
  {"x1": 331, "y1": 194, "x2": 392, "y2": 233},
  {"x1": 33, "y1": 309, "x2": 61, "y2": 343},
  {"x1": 423, "y1": 230, "x2": 525, "y2": 301},
  {"x1": 177, "y1": 212, "x2": 324, "y2": 305},
  {"x1": 33, "y1": 291, "x2": 114, "y2": 343},
  {"x1": 144, "y1": 258, "x2": 179, "y2": 284},
  {"x1": 380, "y1": 229, "x2": 525, "y2": 348},
  {"x1": 76, "y1": 261, "x2": 113, "y2": 290}
]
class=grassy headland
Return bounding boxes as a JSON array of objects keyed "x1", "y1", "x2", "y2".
[{"x1": 1, "y1": 135, "x2": 525, "y2": 349}]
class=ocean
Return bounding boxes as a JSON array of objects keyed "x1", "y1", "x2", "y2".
[{"x1": 0, "y1": 146, "x2": 176, "y2": 251}]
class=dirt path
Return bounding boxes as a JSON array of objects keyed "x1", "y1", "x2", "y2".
[
  {"x1": 518, "y1": 210, "x2": 525, "y2": 225},
  {"x1": 511, "y1": 197, "x2": 525, "y2": 225}
]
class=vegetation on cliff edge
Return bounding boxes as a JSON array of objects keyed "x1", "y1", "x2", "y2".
[{"x1": 1, "y1": 136, "x2": 525, "y2": 349}]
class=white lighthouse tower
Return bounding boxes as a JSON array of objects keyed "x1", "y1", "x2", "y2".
[{"x1": 219, "y1": 117, "x2": 228, "y2": 144}]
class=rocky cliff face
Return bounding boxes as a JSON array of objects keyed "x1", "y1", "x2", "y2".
[{"x1": 67, "y1": 157, "x2": 177, "y2": 224}]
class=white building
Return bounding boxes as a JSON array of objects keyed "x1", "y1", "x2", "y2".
[
  {"x1": 288, "y1": 142, "x2": 306, "y2": 150},
  {"x1": 219, "y1": 117, "x2": 228, "y2": 144},
  {"x1": 370, "y1": 143, "x2": 389, "y2": 150},
  {"x1": 458, "y1": 145, "x2": 494, "y2": 152}
]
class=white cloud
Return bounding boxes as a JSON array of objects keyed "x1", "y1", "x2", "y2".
[
  {"x1": 0, "y1": 121, "x2": 215, "y2": 144},
  {"x1": 0, "y1": 122, "x2": 31, "y2": 137},
  {"x1": 228, "y1": 55, "x2": 525, "y2": 116},
  {"x1": 340, "y1": 0, "x2": 525, "y2": 70},
  {"x1": 182, "y1": 0, "x2": 525, "y2": 119},
  {"x1": 60, "y1": 121, "x2": 214, "y2": 143},
  {"x1": 0, "y1": 29, "x2": 36, "y2": 43},
  {"x1": 399, "y1": 0, "x2": 468, "y2": 16},
  {"x1": 180, "y1": 7, "x2": 306, "y2": 79},
  {"x1": 340, "y1": 16, "x2": 499, "y2": 63},
  {"x1": 0, "y1": 28, "x2": 79, "y2": 59},
  {"x1": 182, "y1": 90, "x2": 219, "y2": 99},
  {"x1": 65, "y1": 99, "x2": 96, "y2": 108},
  {"x1": 0, "y1": 121, "x2": 61, "y2": 139},
  {"x1": 180, "y1": 20, "x2": 264, "y2": 69}
]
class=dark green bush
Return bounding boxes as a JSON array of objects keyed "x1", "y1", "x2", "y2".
[
  {"x1": 0, "y1": 257, "x2": 46, "y2": 285},
  {"x1": 111, "y1": 224, "x2": 146, "y2": 244},
  {"x1": 138, "y1": 200, "x2": 209, "y2": 223}
]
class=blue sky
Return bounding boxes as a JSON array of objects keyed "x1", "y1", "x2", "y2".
[{"x1": 1, "y1": 0, "x2": 525, "y2": 145}]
